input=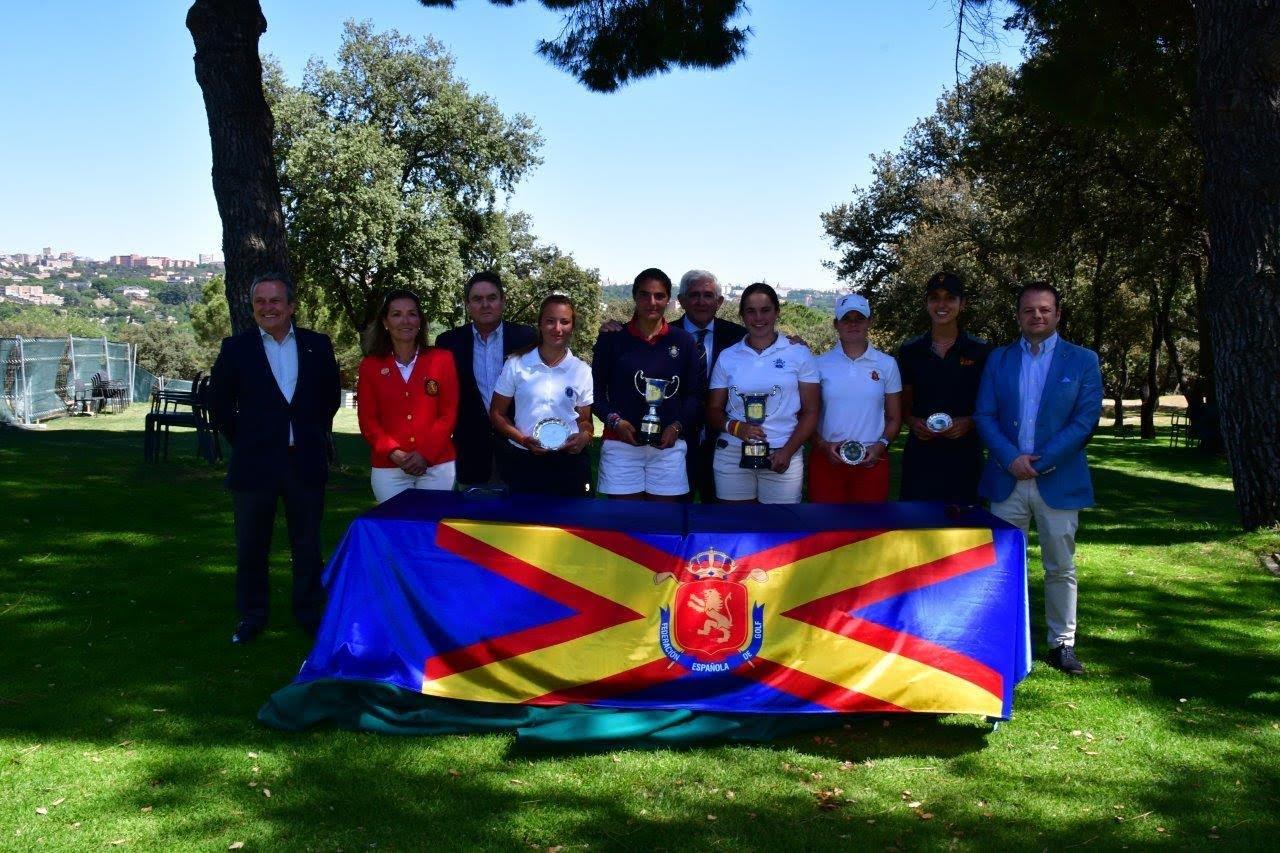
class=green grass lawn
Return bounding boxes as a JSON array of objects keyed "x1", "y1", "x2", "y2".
[{"x1": 2, "y1": 409, "x2": 1278, "y2": 850}]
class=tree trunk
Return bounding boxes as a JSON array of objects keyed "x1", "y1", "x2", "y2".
[
  {"x1": 187, "y1": 0, "x2": 292, "y2": 336},
  {"x1": 1194, "y1": 3, "x2": 1280, "y2": 530},
  {"x1": 1140, "y1": 295, "x2": 1161, "y2": 440},
  {"x1": 1113, "y1": 353, "x2": 1128, "y2": 428}
]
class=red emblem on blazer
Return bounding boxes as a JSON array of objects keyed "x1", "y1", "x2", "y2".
[
  {"x1": 870, "y1": 369, "x2": 881, "y2": 382},
  {"x1": 960, "y1": 357, "x2": 976, "y2": 367},
  {"x1": 424, "y1": 378, "x2": 439, "y2": 396}
]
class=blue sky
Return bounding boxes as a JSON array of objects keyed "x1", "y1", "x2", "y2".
[{"x1": 0, "y1": 1, "x2": 1021, "y2": 289}]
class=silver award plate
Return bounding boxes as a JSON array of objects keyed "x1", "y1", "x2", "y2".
[
  {"x1": 926, "y1": 412, "x2": 953, "y2": 433},
  {"x1": 533, "y1": 418, "x2": 571, "y2": 450},
  {"x1": 838, "y1": 440, "x2": 867, "y2": 466}
]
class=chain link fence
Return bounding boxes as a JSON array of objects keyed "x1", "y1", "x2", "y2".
[{"x1": 0, "y1": 336, "x2": 143, "y2": 425}]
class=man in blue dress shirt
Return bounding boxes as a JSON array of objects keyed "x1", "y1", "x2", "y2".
[{"x1": 974, "y1": 281, "x2": 1103, "y2": 675}]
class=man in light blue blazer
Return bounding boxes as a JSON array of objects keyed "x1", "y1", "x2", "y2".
[{"x1": 975, "y1": 281, "x2": 1103, "y2": 675}]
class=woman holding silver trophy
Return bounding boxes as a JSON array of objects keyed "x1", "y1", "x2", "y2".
[
  {"x1": 488, "y1": 294, "x2": 595, "y2": 497},
  {"x1": 705, "y1": 283, "x2": 821, "y2": 504},
  {"x1": 810, "y1": 293, "x2": 902, "y2": 503},
  {"x1": 591, "y1": 268, "x2": 705, "y2": 501}
]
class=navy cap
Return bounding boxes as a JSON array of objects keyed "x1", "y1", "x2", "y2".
[{"x1": 925, "y1": 272, "x2": 964, "y2": 297}]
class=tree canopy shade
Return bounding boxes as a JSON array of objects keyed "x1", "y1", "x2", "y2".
[
  {"x1": 267, "y1": 21, "x2": 542, "y2": 346},
  {"x1": 951, "y1": 0, "x2": 1280, "y2": 529},
  {"x1": 416, "y1": 0, "x2": 751, "y2": 92},
  {"x1": 822, "y1": 64, "x2": 1204, "y2": 443}
]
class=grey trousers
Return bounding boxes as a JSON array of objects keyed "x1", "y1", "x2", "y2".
[{"x1": 989, "y1": 478, "x2": 1080, "y2": 648}]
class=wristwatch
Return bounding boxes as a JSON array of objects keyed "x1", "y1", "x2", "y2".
[
  {"x1": 876, "y1": 436, "x2": 891, "y2": 448},
  {"x1": 606, "y1": 412, "x2": 622, "y2": 429}
]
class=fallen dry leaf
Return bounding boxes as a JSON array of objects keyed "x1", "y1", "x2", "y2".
[
  {"x1": 706, "y1": 814, "x2": 717, "y2": 821},
  {"x1": 50, "y1": 798, "x2": 66, "y2": 807},
  {"x1": 814, "y1": 789, "x2": 845, "y2": 811},
  {"x1": 247, "y1": 752, "x2": 259, "y2": 759},
  {"x1": 140, "y1": 806, "x2": 152, "y2": 813},
  {"x1": 262, "y1": 789, "x2": 271, "y2": 798},
  {"x1": 228, "y1": 843, "x2": 245, "y2": 851},
  {"x1": 508, "y1": 779, "x2": 526, "y2": 786},
  {"x1": 447, "y1": 769, "x2": 460, "y2": 778},
  {"x1": 109, "y1": 841, "x2": 127, "y2": 847},
  {"x1": 725, "y1": 791, "x2": 736, "y2": 800},
  {"x1": 907, "y1": 801, "x2": 923, "y2": 809},
  {"x1": 35, "y1": 807, "x2": 48, "y2": 816}
]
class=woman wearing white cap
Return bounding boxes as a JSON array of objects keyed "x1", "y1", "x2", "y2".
[
  {"x1": 810, "y1": 293, "x2": 902, "y2": 502},
  {"x1": 705, "y1": 282, "x2": 821, "y2": 504}
]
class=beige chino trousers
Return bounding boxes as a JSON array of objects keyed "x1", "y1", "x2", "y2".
[{"x1": 989, "y1": 478, "x2": 1079, "y2": 649}]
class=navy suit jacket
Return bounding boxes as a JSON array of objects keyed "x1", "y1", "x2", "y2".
[
  {"x1": 675, "y1": 313, "x2": 746, "y2": 439},
  {"x1": 434, "y1": 320, "x2": 536, "y2": 483},
  {"x1": 209, "y1": 326, "x2": 341, "y2": 492},
  {"x1": 974, "y1": 336, "x2": 1103, "y2": 510}
]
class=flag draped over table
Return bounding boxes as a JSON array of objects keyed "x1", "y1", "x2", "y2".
[{"x1": 282, "y1": 492, "x2": 1030, "y2": 723}]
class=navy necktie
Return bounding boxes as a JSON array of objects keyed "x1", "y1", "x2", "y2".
[{"x1": 695, "y1": 328, "x2": 710, "y2": 378}]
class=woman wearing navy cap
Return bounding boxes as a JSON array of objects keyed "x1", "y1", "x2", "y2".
[{"x1": 896, "y1": 272, "x2": 991, "y2": 504}]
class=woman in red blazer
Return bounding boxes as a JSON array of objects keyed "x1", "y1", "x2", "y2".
[{"x1": 358, "y1": 289, "x2": 460, "y2": 502}]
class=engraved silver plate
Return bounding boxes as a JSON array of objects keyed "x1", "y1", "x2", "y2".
[
  {"x1": 532, "y1": 418, "x2": 571, "y2": 450},
  {"x1": 838, "y1": 440, "x2": 867, "y2": 465},
  {"x1": 925, "y1": 412, "x2": 953, "y2": 433}
]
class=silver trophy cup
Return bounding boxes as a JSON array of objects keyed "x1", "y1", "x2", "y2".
[
  {"x1": 730, "y1": 384, "x2": 782, "y2": 469},
  {"x1": 634, "y1": 371, "x2": 680, "y2": 446}
]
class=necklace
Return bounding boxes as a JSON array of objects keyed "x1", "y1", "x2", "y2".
[{"x1": 541, "y1": 347, "x2": 568, "y2": 367}]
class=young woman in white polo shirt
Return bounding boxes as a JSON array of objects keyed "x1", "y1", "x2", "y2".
[
  {"x1": 706, "y1": 283, "x2": 821, "y2": 504},
  {"x1": 811, "y1": 293, "x2": 903, "y2": 503},
  {"x1": 488, "y1": 294, "x2": 594, "y2": 497}
]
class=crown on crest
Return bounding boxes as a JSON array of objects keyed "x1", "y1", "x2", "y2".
[{"x1": 685, "y1": 548, "x2": 737, "y2": 580}]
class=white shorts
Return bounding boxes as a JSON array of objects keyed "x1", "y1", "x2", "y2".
[
  {"x1": 370, "y1": 461, "x2": 457, "y2": 504},
  {"x1": 712, "y1": 442, "x2": 803, "y2": 504},
  {"x1": 597, "y1": 438, "x2": 689, "y2": 496}
]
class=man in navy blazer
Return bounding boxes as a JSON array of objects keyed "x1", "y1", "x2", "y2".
[
  {"x1": 209, "y1": 272, "x2": 341, "y2": 645},
  {"x1": 434, "y1": 271, "x2": 535, "y2": 486},
  {"x1": 975, "y1": 281, "x2": 1103, "y2": 675},
  {"x1": 672, "y1": 270, "x2": 746, "y2": 503}
]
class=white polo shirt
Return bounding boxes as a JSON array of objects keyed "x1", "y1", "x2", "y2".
[
  {"x1": 710, "y1": 336, "x2": 819, "y2": 448},
  {"x1": 816, "y1": 344, "x2": 902, "y2": 444},
  {"x1": 494, "y1": 347, "x2": 594, "y2": 441}
]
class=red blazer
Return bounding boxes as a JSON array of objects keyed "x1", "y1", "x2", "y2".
[{"x1": 357, "y1": 348, "x2": 459, "y2": 468}]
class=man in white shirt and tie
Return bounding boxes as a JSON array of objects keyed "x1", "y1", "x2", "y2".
[{"x1": 673, "y1": 270, "x2": 746, "y2": 502}]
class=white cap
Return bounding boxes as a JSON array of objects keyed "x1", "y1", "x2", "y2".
[{"x1": 835, "y1": 293, "x2": 871, "y2": 320}]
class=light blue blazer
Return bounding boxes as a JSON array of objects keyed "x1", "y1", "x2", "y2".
[{"x1": 974, "y1": 337, "x2": 1103, "y2": 510}]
